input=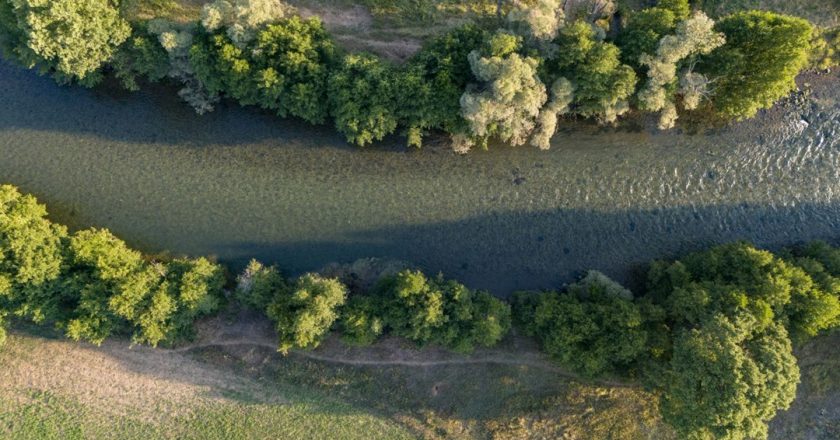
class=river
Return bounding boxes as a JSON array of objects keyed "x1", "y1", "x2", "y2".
[{"x1": 1, "y1": 61, "x2": 839, "y2": 295}]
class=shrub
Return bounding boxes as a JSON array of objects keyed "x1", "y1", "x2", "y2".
[
  {"x1": 339, "y1": 295, "x2": 385, "y2": 346},
  {"x1": 266, "y1": 273, "x2": 347, "y2": 354},
  {"x1": 513, "y1": 271, "x2": 648, "y2": 377},
  {"x1": 328, "y1": 54, "x2": 399, "y2": 146},
  {"x1": 378, "y1": 270, "x2": 511, "y2": 352}
]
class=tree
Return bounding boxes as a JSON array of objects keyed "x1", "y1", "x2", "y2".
[
  {"x1": 459, "y1": 31, "x2": 548, "y2": 151},
  {"x1": 636, "y1": 12, "x2": 724, "y2": 129},
  {"x1": 617, "y1": 8, "x2": 677, "y2": 69},
  {"x1": 377, "y1": 269, "x2": 511, "y2": 352},
  {"x1": 0, "y1": 0, "x2": 130, "y2": 85},
  {"x1": 661, "y1": 316, "x2": 798, "y2": 440},
  {"x1": 507, "y1": 0, "x2": 565, "y2": 41},
  {"x1": 62, "y1": 228, "x2": 158, "y2": 345},
  {"x1": 111, "y1": 24, "x2": 171, "y2": 91},
  {"x1": 644, "y1": 242, "x2": 823, "y2": 439},
  {"x1": 266, "y1": 273, "x2": 347, "y2": 354},
  {"x1": 780, "y1": 242, "x2": 840, "y2": 340},
  {"x1": 548, "y1": 21, "x2": 637, "y2": 123},
  {"x1": 513, "y1": 271, "x2": 648, "y2": 377},
  {"x1": 397, "y1": 24, "x2": 488, "y2": 148},
  {"x1": 339, "y1": 295, "x2": 384, "y2": 346},
  {"x1": 191, "y1": 16, "x2": 336, "y2": 123},
  {"x1": 698, "y1": 11, "x2": 813, "y2": 120},
  {"x1": 0, "y1": 185, "x2": 66, "y2": 326},
  {"x1": 235, "y1": 259, "x2": 287, "y2": 311},
  {"x1": 328, "y1": 54, "x2": 399, "y2": 146},
  {"x1": 201, "y1": 0, "x2": 289, "y2": 48}
]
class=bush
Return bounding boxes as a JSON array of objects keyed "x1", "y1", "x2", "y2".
[
  {"x1": 377, "y1": 270, "x2": 511, "y2": 352},
  {"x1": 339, "y1": 295, "x2": 385, "y2": 346},
  {"x1": 266, "y1": 273, "x2": 347, "y2": 354},
  {"x1": 513, "y1": 271, "x2": 648, "y2": 377},
  {"x1": 328, "y1": 53, "x2": 400, "y2": 146},
  {"x1": 0, "y1": 0, "x2": 131, "y2": 85},
  {"x1": 698, "y1": 11, "x2": 813, "y2": 119}
]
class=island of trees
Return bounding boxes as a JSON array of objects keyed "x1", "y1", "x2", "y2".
[
  {"x1": 2, "y1": 184, "x2": 839, "y2": 439},
  {"x1": 0, "y1": 0, "x2": 836, "y2": 151}
]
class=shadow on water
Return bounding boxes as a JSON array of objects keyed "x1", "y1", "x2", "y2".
[{"x1": 215, "y1": 201, "x2": 840, "y2": 295}]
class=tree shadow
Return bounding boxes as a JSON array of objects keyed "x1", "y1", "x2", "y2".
[{"x1": 212, "y1": 201, "x2": 840, "y2": 296}]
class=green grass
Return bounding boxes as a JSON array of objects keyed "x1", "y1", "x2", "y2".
[{"x1": 1, "y1": 330, "x2": 838, "y2": 439}]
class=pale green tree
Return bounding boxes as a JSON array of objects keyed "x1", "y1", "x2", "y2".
[
  {"x1": 507, "y1": 0, "x2": 565, "y2": 41},
  {"x1": 638, "y1": 11, "x2": 724, "y2": 129},
  {"x1": 459, "y1": 32, "x2": 548, "y2": 152},
  {"x1": 201, "y1": 0, "x2": 289, "y2": 48}
]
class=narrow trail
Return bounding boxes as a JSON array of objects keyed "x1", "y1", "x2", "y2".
[{"x1": 170, "y1": 339, "x2": 635, "y2": 389}]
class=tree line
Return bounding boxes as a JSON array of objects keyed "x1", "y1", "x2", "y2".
[
  {"x1": 2, "y1": 183, "x2": 839, "y2": 439},
  {"x1": 0, "y1": 0, "x2": 834, "y2": 151}
]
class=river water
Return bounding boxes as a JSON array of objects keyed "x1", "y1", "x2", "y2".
[{"x1": 1, "y1": 62, "x2": 839, "y2": 295}]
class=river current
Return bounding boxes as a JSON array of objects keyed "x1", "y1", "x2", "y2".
[{"x1": 2, "y1": 62, "x2": 838, "y2": 294}]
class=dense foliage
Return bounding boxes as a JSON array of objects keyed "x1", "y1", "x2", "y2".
[
  {"x1": 374, "y1": 270, "x2": 512, "y2": 352},
  {"x1": 190, "y1": 15, "x2": 336, "y2": 124},
  {"x1": 697, "y1": 11, "x2": 813, "y2": 120},
  {"x1": 266, "y1": 273, "x2": 347, "y2": 354},
  {"x1": 512, "y1": 271, "x2": 647, "y2": 377},
  {"x1": 0, "y1": 0, "x2": 130, "y2": 85},
  {"x1": 0, "y1": 0, "x2": 824, "y2": 149},
  {"x1": 0, "y1": 185, "x2": 224, "y2": 347},
  {"x1": 2, "y1": 185, "x2": 840, "y2": 439}
]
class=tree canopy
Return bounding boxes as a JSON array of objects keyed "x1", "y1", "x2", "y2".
[
  {"x1": 0, "y1": 0, "x2": 130, "y2": 85},
  {"x1": 266, "y1": 273, "x2": 347, "y2": 354},
  {"x1": 698, "y1": 11, "x2": 813, "y2": 120}
]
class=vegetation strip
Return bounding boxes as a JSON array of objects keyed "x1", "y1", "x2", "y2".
[
  {"x1": 2, "y1": 183, "x2": 839, "y2": 439},
  {"x1": 0, "y1": 0, "x2": 837, "y2": 153}
]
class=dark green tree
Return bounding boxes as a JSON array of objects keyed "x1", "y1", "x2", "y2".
[
  {"x1": 327, "y1": 53, "x2": 399, "y2": 146},
  {"x1": 513, "y1": 271, "x2": 648, "y2": 377},
  {"x1": 548, "y1": 21, "x2": 637, "y2": 122},
  {"x1": 190, "y1": 16, "x2": 336, "y2": 124},
  {"x1": 698, "y1": 11, "x2": 813, "y2": 119},
  {"x1": 396, "y1": 24, "x2": 489, "y2": 147}
]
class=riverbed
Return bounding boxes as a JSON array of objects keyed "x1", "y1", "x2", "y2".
[{"x1": 1, "y1": 62, "x2": 838, "y2": 294}]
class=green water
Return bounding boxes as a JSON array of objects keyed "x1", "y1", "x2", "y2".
[{"x1": 2, "y1": 62, "x2": 839, "y2": 294}]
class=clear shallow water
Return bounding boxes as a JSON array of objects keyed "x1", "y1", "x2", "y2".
[{"x1": 2, "y1": 61, "x2": 839, "y2": 294}]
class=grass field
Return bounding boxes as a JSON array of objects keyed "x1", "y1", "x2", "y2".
[{"x1": 1, "y1": 323, "x2": 837, "y2": 439}]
